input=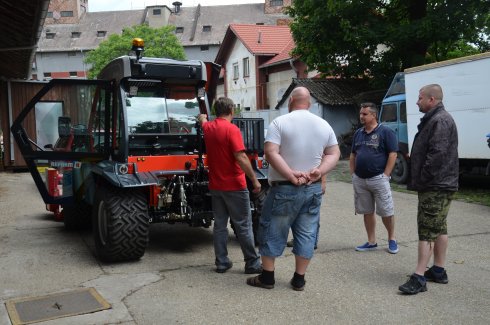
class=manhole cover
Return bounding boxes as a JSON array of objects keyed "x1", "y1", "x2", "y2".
[{"x1": 5, "y1": 287, "x2": 111, "y2": 325}]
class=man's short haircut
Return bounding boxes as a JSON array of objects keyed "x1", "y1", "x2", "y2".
[
  {"x1": 360, "y1": 102, "x2": 378, "y2": 116},
  {"x1": 214, "y1": 97, "x2": 234, "y2": 117},
  {"x1": 421, "y1": 84, "x2": 443, "y2": 101}
]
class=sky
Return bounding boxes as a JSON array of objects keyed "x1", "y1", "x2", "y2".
[{"x1": 88, "y1": 0, "x2": 264, "y2": 12}]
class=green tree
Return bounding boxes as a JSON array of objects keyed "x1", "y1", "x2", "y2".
[
  {"x1": 287, "y1": 0, "x2": 490, "y2": 86},
  {"x1": 85, "y1": 24, "x2": 186, "y2": 79}
]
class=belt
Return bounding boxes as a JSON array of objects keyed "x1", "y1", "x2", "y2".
[
  {"x1": 270, "y1": 181, "x2": 295, "y2": 187},
  {"x1": 270, "y1": 180, "x2": 320, "y2": 187}
]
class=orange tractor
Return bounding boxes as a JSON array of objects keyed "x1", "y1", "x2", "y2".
[{"x1": 11, "y1": 39, "x2": 268, "y2": 262}]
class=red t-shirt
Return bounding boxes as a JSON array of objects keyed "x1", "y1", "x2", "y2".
[{"x1": 203, "y1": 118, "x2": 247, "y2": 191}]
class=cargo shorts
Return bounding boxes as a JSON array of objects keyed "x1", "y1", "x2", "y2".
[
  {"x1": 417, "y1": 190, "x2": 455, "y2": 241},
  {"x1": 352, "y1": 173, "x2": 394, "y2": 217}
]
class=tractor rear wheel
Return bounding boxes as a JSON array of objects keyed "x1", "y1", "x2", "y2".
[{"x1": 92, "y1": 184, "x2": 149, "y2": 262}]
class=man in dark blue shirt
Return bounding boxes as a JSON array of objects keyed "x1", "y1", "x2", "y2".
[{"x1": 349, "y1": 102, "x2": 399, "y2": 254}]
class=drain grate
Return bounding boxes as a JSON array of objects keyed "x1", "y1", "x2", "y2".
[{"x1": 5, "y1": 287, "x2": 111, "y2": 325}]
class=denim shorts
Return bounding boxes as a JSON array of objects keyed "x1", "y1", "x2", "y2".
[
  {"x1": 352, "y1": 173, "x2": 394, "y2": 217},
  {"x1": 258, "y1": 182, "x2": 322, "y2": 259}
]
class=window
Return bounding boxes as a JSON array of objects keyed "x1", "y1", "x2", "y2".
[
  {"x1": 270, "y1": 0, "x2": 283, "y2": 6},
  {"x1": 46, "y1": 11, "x2": 53, "y2": 18},
  {"x1": 200, "y1": 45, "x2": 209, "y2": 51},
  {"x1": 69, "y1": 71, "x2": 78, "y2": 77},
  {"x1": 202, "y1": 25, "x2": 212, "y2": 32},
  {"x1": 380, "y1": 104, "x2": 397, "y2": 123},
  {"x1": 97, "y1": 31, "x2": 107, "y2": 37},
  {"x1": 43, "y1": 72, "x2": 52, "y2": 79},
  {"x1": 71, "y1": 32, "x2": 81, "y2": 38},
  {"x1": 46, "y1": 32, "x2": 55, "y2": 39},
  {"x1": 60, "y1": 11, "x2": 74, "y2": 17},
  {"x1": 243, "y1": 57, "x2": 250, "y2": 77},
  {"x1": 175, "y1": 27, "x2": 184, "y2": 33},
  {"x1": 153, "y1": 9, "x2": 161, "y2": 15},
  {"x1": 233, "y1": 62, "x2": 239, "y2": 80},
  {"x1": 400, "y1": 102, "x2": 407, "y2": 123}
]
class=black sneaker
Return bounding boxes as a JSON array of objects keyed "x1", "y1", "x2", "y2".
[
  {"x1": 290, "y1": 277, "x2": 306, "y2": 291},
  {"x1": 424, "y1": 266, "x2": 449, "y2": 284},
  {"x1": 399, "y1": 274, "x2": 427, "y2": 294}
]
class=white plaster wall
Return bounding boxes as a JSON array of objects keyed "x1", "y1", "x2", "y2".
[
  {"x1": 35, "y1": 51, "x2": 89, "y2": 79},
  {"x1": 225, "y1": 41, "x2": 256, "y2": 111},
  {"x1": 267, "y1": 70, "x2": 295, "y2": 110}
]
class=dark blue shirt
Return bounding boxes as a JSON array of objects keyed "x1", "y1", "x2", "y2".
[{"x1": 351, "y1": 124, "x2": 398, "y2": 179}]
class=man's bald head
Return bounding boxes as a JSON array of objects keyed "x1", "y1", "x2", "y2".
[{"x1": 288, "y1": 87, "x2": 311, "y2": 112}]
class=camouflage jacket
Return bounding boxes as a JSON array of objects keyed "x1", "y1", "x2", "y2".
[{"x1": 408, "y1": 103, "x2": 459, "y2": 192}]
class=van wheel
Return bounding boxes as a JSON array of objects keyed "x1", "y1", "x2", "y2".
[
  {"x1": 93, "y1": 184, "x2": 149, "y2": 262},
  {"x1": 391, "y1": 152, "x2": 408, "y2": 184}
]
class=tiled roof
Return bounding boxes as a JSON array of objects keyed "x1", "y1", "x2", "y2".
[
  {"x1": 276, "y1": 78, "x2": 373, "y2": 109},
  {"x1": 260, "y1": 38, "x2": 295, "y2": 67},
  {"x1": 230, "y1": 24, "x2": 292, "y2": 55},
  {"x1": 38, "y1": 10, "x2": 145, "y2": 52},
  {"x1": 170, "y1": 4, "x2": 288, "y2": 46}
]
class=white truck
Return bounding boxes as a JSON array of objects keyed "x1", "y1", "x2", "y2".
[{"x1": 379, "y1": 51, "x2": 490, "y2": 183}]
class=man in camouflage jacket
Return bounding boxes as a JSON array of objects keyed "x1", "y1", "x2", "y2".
[{"x1": 399, "y1": 84, "x2": 458, "y2": 295}]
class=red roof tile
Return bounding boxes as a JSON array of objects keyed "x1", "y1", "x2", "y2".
[
  {"x1": 260, "y1": 38, "x2": 295, "y2": 67},
  {"x1": 230, "y1": 24, "x2": 293, "y2": 55}
]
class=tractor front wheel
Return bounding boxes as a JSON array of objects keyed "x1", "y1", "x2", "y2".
[{"x1": 92, "y1": 184, "x2": 149, "y2": 262}]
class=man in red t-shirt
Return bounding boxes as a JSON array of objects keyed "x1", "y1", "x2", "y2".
[{"x1": 198, "y1": 97, "x2": 262, "y2": 274}]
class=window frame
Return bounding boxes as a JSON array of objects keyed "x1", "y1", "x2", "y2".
[
  {"x1": 232, "y1": 62, "x2": 239, "y2": 80},
  {"x1": 243, "y1": 57, "x2": 250, "y2": 78}
]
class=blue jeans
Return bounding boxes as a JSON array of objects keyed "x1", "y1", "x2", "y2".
[
  {"x1": 211, "y1": 189, "x2": 261, "y2": 269},
  {"x1": 259, "y1": 183, "x2": 322, "y2": 259}
]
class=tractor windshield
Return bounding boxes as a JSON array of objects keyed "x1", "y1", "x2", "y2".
[{"x1": 126, "y1": 96, "x2": 200, "y2": 135}]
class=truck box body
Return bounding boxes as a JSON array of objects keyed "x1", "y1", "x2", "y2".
[
  {"x1": 379, "y1": 52, "x2": 490, "y2": 183},
  {"x1": 405, "y1": 52, "x2": 490, "y2": 160}
]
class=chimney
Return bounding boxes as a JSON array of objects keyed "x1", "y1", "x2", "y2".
[
  {"x1": 172, "y1": 1, "x2": 182, "y2": 13},
  {"x1": 257, "y1": 31, "x2": 262, "y2": 44}
]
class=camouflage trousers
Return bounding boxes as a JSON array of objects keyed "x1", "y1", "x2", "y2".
[{"x1": 417, "y1": 191, "x2": 455, "y2": 241}]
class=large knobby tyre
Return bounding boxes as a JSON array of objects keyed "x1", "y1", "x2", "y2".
[
  {"x1": 251, "y1": 183, "x2": 269, "y2": 245},
  {"x1": 92, "y1": 185, "x2": 149, "y2": 262},
  {"x1": 63, "y1": 201, "x2": 91, "y2": 231},
  {"x1": 391, "y1": 152, "x2": 408, "y2": 184}
]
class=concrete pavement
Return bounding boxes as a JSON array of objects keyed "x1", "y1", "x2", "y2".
[{"x1": 0, "y1": 171, "x2": 489, "y2": 324}]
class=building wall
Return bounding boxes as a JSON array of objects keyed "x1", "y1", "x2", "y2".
[
  {"x1": 45, "y1": 0, "x2": 86, "y2": 24},
  {"x1": 266, "y1": 69, "x2": 295, "y2": 110},
  {"x1": 145, "y1": 6, "x2": 172, "y2": 28},
  {"x1": 264, "y1": 0, "x2": 292, "y2": 14},
  {"x1": 225, "y1": 41, "x2": 257, "y2": 112},
  {"x1": 184, "y1": 45, "x2": 219, "y2": 62},
  {"x1": 34, "y1": 51, "x2": 89, "y2": 80}
]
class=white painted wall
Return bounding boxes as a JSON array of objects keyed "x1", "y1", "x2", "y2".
[
  {"x1": 34, "y1": 51, "x2": 89, "y2": 79},
  {"x1": 267, "y1": 69, "x2": 295, "y2": 110},
  {"x1": 225, "y1": 41, "x2": 257, "y2": 111}
]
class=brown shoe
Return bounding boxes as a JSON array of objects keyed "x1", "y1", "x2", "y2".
[{"x1": 246, "y1": 275, "x2": 274, "y2": 289}]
